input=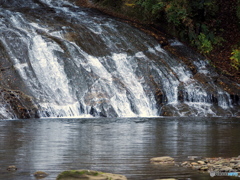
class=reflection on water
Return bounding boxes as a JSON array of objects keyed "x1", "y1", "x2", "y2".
[{"x1": 0, "y1": 117, "x2": 240, "y2": 180}]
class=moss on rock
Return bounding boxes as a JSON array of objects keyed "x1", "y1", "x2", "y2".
[{"x1": 56, "y1": 169, "x2": 127, "y2": 180}]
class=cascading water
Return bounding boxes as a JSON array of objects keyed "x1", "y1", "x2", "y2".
[{"x1": 0, "y1": 0, "x2": 239, "y2": 119}]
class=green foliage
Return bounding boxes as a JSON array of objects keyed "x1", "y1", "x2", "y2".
[
  {"x1": 92, "y1": 0, "x2": 123, "y2": 9},
  {"x1": 152, "y1": 2, "x2": 165, "y2": 15},
  {"x1": 165, "y1": 1, "x2": 188, "y2": 26},
  {"x1": 230, "y1": 48, "x2": 240, "y2": 70},
  {"x1": 136, "y1": 0, "x2": 165, "y2": 20},
  {"x1": 135, "y1": 0, "x2": 222, "y2": 54},
  {"x1": 191, "y1": 0, "x2": 218, "y2": 18},
  {"x1": 195, "y1": 33, "x2": 213, "y2": 54},
  {"x1": 136, "y1": 0, "x2": 218, "y2": 23},
  {"x1": 189, "y1": 23, "x2": 224, "y2": 54},
  {"x1": 95, "y1": 0, "x2": 222, "y2": 54},
  {"x1": 136, "y1": 0, "x2": 189, "y2": 24}
]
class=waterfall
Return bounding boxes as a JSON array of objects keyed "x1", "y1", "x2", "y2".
[{"x1": 0, "y1": 0, "x2": 239, "y2": 118}]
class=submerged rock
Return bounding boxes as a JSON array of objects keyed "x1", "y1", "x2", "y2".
[
  {"x1": 33, "y1": 171, "x2": 48, "y2": 178},
  {"x1": 56, "y1": 169, "x2": 127, "y2": 180},
  {"x1": 6, "y1": 165, "x2": 17, "y2": 171},
  {"x1": 187, "y1": 156, "x2": 202, "y2": 160},
  {"x1": 150, "y1": 156, "x2": 175, "y2": 164},
  {"x1": 155, "y1": 179, "x2": 177, "y2": 180}
]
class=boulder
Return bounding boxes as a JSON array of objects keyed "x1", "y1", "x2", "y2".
[{"x1": 197, "y1": 161, "x2": 206, "y2": 165}]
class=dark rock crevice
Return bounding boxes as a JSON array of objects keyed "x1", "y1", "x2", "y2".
[{"x1": 0, "y1": 87, "x2": 40, "y2": 119}]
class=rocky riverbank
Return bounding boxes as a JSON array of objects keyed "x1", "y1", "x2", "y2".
[
  {"x1": 4, "y1": 156, "x2": 240, "y2": 179},
  {"x1": 151, "y1": 155, "x2": 240, "y2": 178},
  {"x1": 180, "y1": 156, "x2": 240, "y2": 174}
]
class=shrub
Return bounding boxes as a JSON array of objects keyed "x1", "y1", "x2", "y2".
[
  {"x1": 230, "y1": 48, "x2": 240, "y2": 70},
  {"x1": 102, "y1": 0, "x2": 222, "y2": 54},
  {"x1": 92, "y1": 0, "x2": 123, "y2": 9},
  {"x1": 165, "y1": 1, "x2": 188, "y2": 26},
  {"x1": 195, "y1": 33, "x2": 213, "y2": 54},
  {"x1": 136, "y1": 0, "x2": 165, "y2": 21},
  {"x1": 189, "y1": 24, "x2": 224, "y2": 54}
]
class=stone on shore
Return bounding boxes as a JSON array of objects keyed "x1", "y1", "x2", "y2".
[
  {"x1": 180, "y1": 156, "x2": 240, "y2": 174},
  {"x1": 56, "y1": 169, "x2": 127, "y2": 180},
  {"x1": 197, "y1": 161, "x2": 205, "y2": 165}
]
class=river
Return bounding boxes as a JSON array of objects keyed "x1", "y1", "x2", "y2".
[{"x1": 0, "y1": 117, "x2": 240, "y2": 180}]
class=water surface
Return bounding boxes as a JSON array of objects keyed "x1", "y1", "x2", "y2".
[{"x1": 0, "y1": 117, "x2": 240, "y2": 180}]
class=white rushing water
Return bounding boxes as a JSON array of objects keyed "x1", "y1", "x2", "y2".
[{"x1": 0, "y1": 0, "x2": 239, "y2": 118}]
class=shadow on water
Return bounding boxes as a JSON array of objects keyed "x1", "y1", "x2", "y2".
[{"x1": 0, "y1": 117, "x2": 240, "y2": 180}]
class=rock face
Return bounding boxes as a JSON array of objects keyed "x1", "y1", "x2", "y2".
[
  {"x1": 76, "y1": 0, "x2": 240, "y2": 117},
  {"x1": 56, "y1": 169, "x2": 127, "y2": 180},
  {"x1": 0, "y1": 87, "x2": 40, "y2": 119}
]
